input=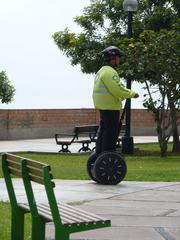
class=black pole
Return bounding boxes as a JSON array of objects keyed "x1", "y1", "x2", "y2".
[
  {"x1": 122, "y1": 11, "x2": 134, "y2": 154},
  {"x1": 126, "y1": 11, "x2": 132, "y2": 137},
  {"x1": 127, "y1": 11, "x2": 133, "y2": 38}
]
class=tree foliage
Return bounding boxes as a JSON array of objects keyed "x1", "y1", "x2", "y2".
[
  {"x1": 53, "y1": 0, "x2": 179, "y2": 74},
  {"x1": 123, "y1": 29, "x2": 179, "y2": 156},
  {"x1": 53, "y1": 0, "x2": 180, "y2": 156},
  {"x1": 0, "y1": 71, "x2": 15, "y2": 104}
]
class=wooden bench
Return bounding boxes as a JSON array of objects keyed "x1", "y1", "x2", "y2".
[
  {"x1": 55, "y1": 125, "x2": 99, "y2": 153},
  {"x1": 2, "y1": 153, "x2": 110, "y2": 240}
]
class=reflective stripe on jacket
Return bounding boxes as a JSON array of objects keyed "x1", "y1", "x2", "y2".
[{"x1": 93, "y1": 65, "x2": 136, "y2": 110}]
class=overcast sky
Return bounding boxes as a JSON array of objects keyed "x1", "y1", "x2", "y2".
[{"x1": 0, "y1": 0, "x2": 145, "y2": 109}]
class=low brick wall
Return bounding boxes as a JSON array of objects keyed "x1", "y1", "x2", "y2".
[{"x1": 0, "y1": 108, "x2": 157, "y2": 140}]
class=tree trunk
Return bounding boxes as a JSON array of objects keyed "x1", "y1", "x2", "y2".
[
  {"x1": 172, "y1": 127, "x2": 180, "y2": 152},
  {"x1": 160, "y1": 141, "x2": 168, "y2": 157},
  {"x1": 156, "y1": 109, "x2": 168, "y2": 157},
  {"x1": 168, "y1": 97, "x2": 180, "y2": 152}
]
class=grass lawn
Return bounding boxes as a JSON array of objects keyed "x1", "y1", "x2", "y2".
[
  {"x1": 0, "y1": 143, "x2": 179, "y2": 240},
  {"x1": 0, "y1": 143, "x2": 180, "y2": 182},
  {"x1": 0, "y1": 202, "x2": 31, "y2": 240}
]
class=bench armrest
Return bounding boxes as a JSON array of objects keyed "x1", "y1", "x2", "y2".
[
  {"x1": 55, "y1": 133, "x2": 74, "y2": 137},
  {"x1": 55, "y1": 133, "x2": 77, "y2": 144}
]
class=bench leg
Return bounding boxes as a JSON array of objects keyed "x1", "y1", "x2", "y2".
[
  {"x1": 59, "y1": 149, "x2": 71, "y2": 153},
  {"x1": 32, "y1": 217, "x2": 46, "y2": 240},
  {"x1": 91, "y1": 146, "x2": 96, "y2": 151},
  {"x1": 55, "y1": 229, "x2": 69, "y2": 240},
  {"x1": 59, "y1": 144, "x2": 71, "y2": 153},
  {"x1": 11, "y1": 208, "x2": 25, "y2": 240},
  {"x1": 78, "y1": 143, "x2": 91, "y2": 152}
]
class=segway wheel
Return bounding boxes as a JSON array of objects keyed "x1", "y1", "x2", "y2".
[
  {"x1": 86, "y1": 152, "x2": 100, "y2": 183},
  {"x1": 94, "y1": 151, "x2": 127, "y2": 185}
]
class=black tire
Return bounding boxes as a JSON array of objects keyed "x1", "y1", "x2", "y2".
[
  {"x1": 94, "y1": 151, "x2": 127, "y2": 185},
  {"x1": 86, "y1": 152, "x2": 99, "y2": 183}
]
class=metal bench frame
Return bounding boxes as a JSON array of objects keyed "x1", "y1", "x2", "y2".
[
  {"x1": 55, "y1": 133, "x2": 76, "y2": 153},
  {"x1": 55, "y1": 125, "x2": 99, "y2": 153},
  {"x1": 73, "y1": 125, "x2": 99, "y2": 152}
]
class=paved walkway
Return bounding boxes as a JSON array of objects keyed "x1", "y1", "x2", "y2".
[
  {"x1": 0, "y1": 179, "x2": 180, "y2": 240},
  {"x1": 0, "y1": 136, "x2": 168, "y2": 153},
  {"x1": 0, "y1": 137, "x2": 179, "y2": 240}
]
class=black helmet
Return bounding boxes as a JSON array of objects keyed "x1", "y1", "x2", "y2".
[{"x1": 102, "y1": 46, "x2": 123, "y2": 57}]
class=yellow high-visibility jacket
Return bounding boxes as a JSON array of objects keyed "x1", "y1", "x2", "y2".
[{"x1": 93, "y1": 65, "x2": 136, "y2": 110}]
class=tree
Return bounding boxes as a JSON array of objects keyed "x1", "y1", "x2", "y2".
[
  {"x1": 53, "y1": 0, "x2": 180, "y2": 156},
  {"x1": 53, "y1": 0, "x2": 179, "y2": 73},
  {"x1": 0, "y1": 71, "x2": 15, "y2": 104},
  {"x1": 120, "y1": 30, "x2": 180, "y2": 156}
]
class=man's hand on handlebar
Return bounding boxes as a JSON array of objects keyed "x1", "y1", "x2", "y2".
[{"x1": 134, "y1": 93, "x2": 139, "y2": 98}]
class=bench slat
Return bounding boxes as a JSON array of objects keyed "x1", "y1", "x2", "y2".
[
  {"x1": 57, "y1": 203, "x2": 102, "y2": 222},
  {"x1": 41, "y1": 204, "x2": 94, "y2": 224},
  {"x1": 74, "y1": 125, "x2": 98, "y2": 134},
  {"x1": 9, "y1": 167, "x2": 22, "y2": 177},
  {"x1": 7, "y1": 156, "x2": 54, "y2": 186},
  {"x1": 27, "y1": 166, "x2": 43, "y2": 177},
  {"x1": 20, "y1": 203, "x2": 80, "y2": 226},
  {"x1": 6, "y1": 153, "x2": 50, "y2": 171},
  {"x1": 42, "y1": 203, "x2": 107, "y2": 223},
  {"x1": 6, "y1": 154, "x2": 22, "y2": 163},
  {"x1": 28, "y1": 174, "x2": 54, "y2": 187},
  {"x1": 29, "y1": 174, "x2": 44, "y2": 185},
  {"x1": 7, "y1": 158, "x2": 51, "y2": 180},
  {"x1": 26, "y1": 166, "x2": 54, "y2": 180},
  {"x1": 20, "y1": 202, "x2": 109, "y2": 226},
  {"x1": 40, "y1": 203, "x2": 108, "y2": 225},
  {"x1": 58, "y1": 202, "x2": 108, "y2": 221},
  {"x1": 38, "y1": 207, "x2": 76, "y2": 225},
  {"x1": 26, "y1": 160, "x2": 49, "y2": 170},
  {"x1": 19, "y1": 203, "x2": 54, "y2": 223},
  {"x1": 59, "y1": 208, "x2": 99, "y2": 224},
  {"x1": 7, "y1": 160, "x2": 21, "y2": 170}
]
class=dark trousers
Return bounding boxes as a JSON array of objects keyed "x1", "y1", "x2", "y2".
[{"x1": 96, "y1": 110, "x2": 120, "y2": 155}]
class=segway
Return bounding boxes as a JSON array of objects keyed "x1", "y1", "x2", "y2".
[{"x1": 87, "y1": 102, "x2": 128, "y2": 185}]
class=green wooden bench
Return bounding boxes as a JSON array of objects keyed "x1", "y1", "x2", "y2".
[{"x1": 2, "y1": 153, "x2": 111, "y2": 240}]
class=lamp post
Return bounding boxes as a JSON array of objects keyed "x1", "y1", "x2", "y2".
[{"x1": 122, "y1": 0, "x2": 138, "y2": 154}]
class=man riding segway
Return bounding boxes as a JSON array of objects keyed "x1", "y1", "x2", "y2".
[
  {"x1": 87, "y1": 46, "x2": 139, "y2": 185},
  {"x1": 93, "y1": 46, "x2": 139, "y2": 155}
]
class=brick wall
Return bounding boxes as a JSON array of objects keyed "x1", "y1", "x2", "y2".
[{"x1": 0, "y1": 108, "x2": 156, "y2": 140}]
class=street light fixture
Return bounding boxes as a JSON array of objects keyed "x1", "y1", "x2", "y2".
[
  {"x1": 123, "y1": 0, "x2": 138, "y2": 12},
  {"x1": 122, "y1": 0, "x2": 138, "y2": 154}
]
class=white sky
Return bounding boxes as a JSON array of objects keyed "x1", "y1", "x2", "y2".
[{"x1": 0, "y1": 0, "x2": 145, "y2": 109}]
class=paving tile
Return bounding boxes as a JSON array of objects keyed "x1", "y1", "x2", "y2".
[
  {"x1": 1, "y1": 179, "x2": 180, "y2": 239},
  {"x1": 71, "y1": 226, "x2": 165, "y2": 240},
  {"x1": 109, "y1": 215, "x2": 180, "y2": 228},
  {"x1": 156, "y1": 184, "x2": 180, "y2": 192},
  {"x1": 83, "y1": 199, "x2": 180, "y2": 210},
  {"x1": 112, "y1": 189, "x2": 180, "y2": 202},
  {"x1": 154, "y1": 227, "x2": 177, "y2": 240},
  {"x1": 46, "y1": 224, "x2": 165, "y2": 240},
  {"x1": 168, "y1": 210, "x2": 180, "y2": 217},
  {"x1": 78, "y1": 205, "x2": 174, "y2": 217},
  {"x1": 167, "y1": 228, "x2": 180, "y2": 239}
]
